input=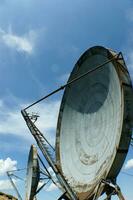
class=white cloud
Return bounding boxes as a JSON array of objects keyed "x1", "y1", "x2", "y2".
[
  {"x1": 3, "y1": 34, "x2": 32, "y2": 53},
  {"x1": 0, "y1": 179, "x2": 16, "y2": 190},
  {"x1": 46, "y1": 182, "x2": 58, "y2": 192},
  {"x1": 0, "y1": 104, "x2": 29, "y2": 139},
  {"x1": 47, "y1": 166, "x2": 53, "y2": 173},
  {"x1": 0, "y1": 157, "x2": 17, "y2": 175},
  {"x1": 38, "y1": 180, "x2": 45, "y2": 189},
  {"x1": 47, "y1": 167, "x2": 56, "y2": 180},
  {"x1": 0, "y1": 98, "x2": 60, "y2": 145},
  {"x1": 124, "y1": 159, "x2": 133, "y2": 170},
  {"x1": 0, "y1": 27, "x2": 36, "y2": 54},
  {"x1": 38, "y1": 181, "x2": 58, "y2": 192}
]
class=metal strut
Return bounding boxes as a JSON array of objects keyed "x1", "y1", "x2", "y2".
[
  {"x1": 21, "y1": 110, "x2": 77, "y2": 200},
  {"x1": 7, "y1": 171, "x2": 23, "y2": 200},
  {"x1": 102, "y1": 179, "x2": 125, "y2": 200},
  {"x1": 92, "y1": 179, "x2": 125, "y2": 200},
  {"x1": 24, "y1": 52, "x2": 121, "y2": 110}
]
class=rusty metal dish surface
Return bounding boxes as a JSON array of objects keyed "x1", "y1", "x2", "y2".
[
  {"x1": 56, "y1": 46, "x2": 133, "y2": 199},
  {"x1": 25, "y1": 145, "x2": 40, "y2": 200}
]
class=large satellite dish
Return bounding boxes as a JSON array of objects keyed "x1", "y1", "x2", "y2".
[
  {"x1": 56, "y1": 46, "x2": 133, "y2": 199},
  {"x1": 25, "y1": 145, "x2": 40, "y2": 200}
]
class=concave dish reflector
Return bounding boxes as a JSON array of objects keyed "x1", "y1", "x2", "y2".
[
  {"x1": 56, "y1": 46, "x2": 133, "y2": 199},
  {"x1": 25, "y1": 145, "x2": 40, "y2": 200}
]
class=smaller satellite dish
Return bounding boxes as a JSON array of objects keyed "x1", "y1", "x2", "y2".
[{"x1": 25, "y1": 145, "x2": 40, "y2": 200}]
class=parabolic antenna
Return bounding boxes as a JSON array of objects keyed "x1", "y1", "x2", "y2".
[
  {"x1": 56, "y1": 46, "x2": 133, "y2": 199},
  {"x1": 25, "y1": 145, "x2": 40, "y2": 200}
]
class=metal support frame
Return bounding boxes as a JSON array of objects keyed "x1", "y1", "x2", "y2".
[
  {"x1": 21, "y1": 110, "x2": 77, "y2": 200},
  {"x1": 37, "y1": 154, "x2": 57, "y2": 185},
  {"x1": 7, "y1": 171, "x2": 23, "y2": 200},
  {"x1": 57, "y1": 192, "x2": 70, "y2": 200},
  {"x1": 93, "y1": 179, "x2": 125, "y2": 200},
  {"x1": 35, "y1": 154, "x2": 57, "y2": 195}
]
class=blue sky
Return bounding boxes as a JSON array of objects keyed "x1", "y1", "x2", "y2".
[{"x1": 0, "y1": 0, "x2": 133, "y2": 199}]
